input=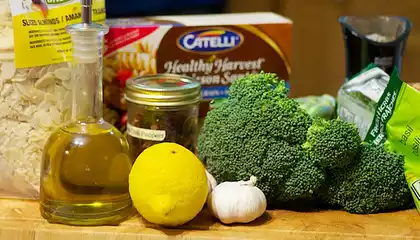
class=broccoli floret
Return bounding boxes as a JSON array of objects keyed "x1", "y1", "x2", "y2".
[
  {"x1": 228, "y1": 72, "x2": 288, "y2": 103},
  {"x1": 260, "y1": 141, "x2": 325, "y2": 205},
  {"x1": 198, "y1": 72, "x2": 317, "y2": 207},
  {"x1": 321, "y1": 143, "x2": 414, "y2": 214},
  {"x1": 303, "y1": 118, "x2": 361, "y2": 169}
]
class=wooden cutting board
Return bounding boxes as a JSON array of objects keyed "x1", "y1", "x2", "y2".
[{"x1": 1, "y1": 199, "x2": 420, "y2": 240}]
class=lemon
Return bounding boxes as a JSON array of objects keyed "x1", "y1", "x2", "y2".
[{"x1": 129, "y1": 143, "x2": 208, "y2": 226}]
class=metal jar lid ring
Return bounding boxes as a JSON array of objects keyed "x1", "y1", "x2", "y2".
[{"x1": 125, "y1": 74, "x2": 201, "y2": 107}]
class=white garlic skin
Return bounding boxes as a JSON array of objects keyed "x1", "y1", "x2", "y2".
[
  {"x1": 207, "y1": 176, "x2": 267, "y2": 224},
  {"x1": 206, "y1": 170, "x2": 217, "y2": 194}
]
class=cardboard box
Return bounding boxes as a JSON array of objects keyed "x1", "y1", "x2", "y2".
[{"x1": 103, "y1": 12, "x2": 292, "y2": 116}]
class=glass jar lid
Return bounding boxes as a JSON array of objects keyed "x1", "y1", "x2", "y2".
[{"x1": 125, "y1": 74, "x2": 201, "y2": 107}]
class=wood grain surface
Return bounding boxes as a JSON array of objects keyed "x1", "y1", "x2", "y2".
[{"x1": 1, "y1": 199, "x2": 420, "y2": 239}]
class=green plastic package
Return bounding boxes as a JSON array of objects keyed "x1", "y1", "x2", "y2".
[{"x1": 362, "y1": 67, "x2": 420, "y2": 213}]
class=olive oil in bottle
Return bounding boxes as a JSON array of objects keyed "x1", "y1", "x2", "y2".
[{"x1": 40, "y1": 0, "x2": 134, "y2": 226}]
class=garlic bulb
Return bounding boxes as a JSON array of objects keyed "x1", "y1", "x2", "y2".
[
  {"x1": 207, "y1": 176, "x2": 267, "y2": 224},
  {"x1": 206, "y1": 170, "x2": 217, "y2": 194}
]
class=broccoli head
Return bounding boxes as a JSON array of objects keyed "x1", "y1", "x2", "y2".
[
  {"x1": 199, "y1": 71, "x2": 414, "y2": 214},
  {"x1": 303, "y1": 118, "x2": 361, "y2": 169},
  {"x1": 198, "y1": 72, "x2": 318, "y2": 207},
  {"x1": 321, "y1": 143, "x2": 414, "y2": 214}
]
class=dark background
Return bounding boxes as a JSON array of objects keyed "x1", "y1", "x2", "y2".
[{"x1": 105, "y1": 0, "x2": 226, "y2": 18}]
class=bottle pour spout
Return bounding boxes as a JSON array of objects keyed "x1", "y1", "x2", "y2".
[{"x1": 81, "y1": 0, "x2": 93, "y2": 24}]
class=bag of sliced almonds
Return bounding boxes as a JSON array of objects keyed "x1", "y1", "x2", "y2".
[{"x1": 0, "y1": 0, "x2": 105, "y2": 199}]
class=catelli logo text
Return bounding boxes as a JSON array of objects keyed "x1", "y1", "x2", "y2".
[{"x1": 177, "y1": 28, "x2": 244, "y2": 54}]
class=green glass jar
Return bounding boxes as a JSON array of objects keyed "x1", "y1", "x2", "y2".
[{"x1": 125, "y1": 74, "x2": 201, "y2": 159}]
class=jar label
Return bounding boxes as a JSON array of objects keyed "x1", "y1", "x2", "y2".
[{"x1": 127, "y1": 123, "x2": 166, "y2": 141}]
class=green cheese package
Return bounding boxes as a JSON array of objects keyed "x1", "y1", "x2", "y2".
[
  {"x1": 369, "y1": 70, "x2": 420, "y2": 213},
  {"x1": 339, "y1": 64, "x2": 420, "y2": 213}
]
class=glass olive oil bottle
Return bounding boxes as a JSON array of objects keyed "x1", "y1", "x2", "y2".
[{"x1": 39, "y1": 0, "x2": 134, "y2": 226}]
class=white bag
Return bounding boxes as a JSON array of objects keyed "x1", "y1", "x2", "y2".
[{"x1": 0, "y1": 0, "x2": 105, "y2": 199}]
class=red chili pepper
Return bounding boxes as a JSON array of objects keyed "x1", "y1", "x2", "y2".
[
  {"x1": 117, "y1": 69, "x2": 133, "y2": 88},
  {"x1": 120, "y1": 112, "x2": 128, "y2": 126}
]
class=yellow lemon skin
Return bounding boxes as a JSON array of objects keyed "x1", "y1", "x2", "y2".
[{"x1": 129, "y1": 143, "x2": 208, "y2": 227}]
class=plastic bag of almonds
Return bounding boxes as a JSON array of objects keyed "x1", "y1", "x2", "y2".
[{"x1": 0, "y1": 0, "x2": 106, "y2": 199}]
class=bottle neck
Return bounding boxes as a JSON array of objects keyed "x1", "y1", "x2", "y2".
[
  {"x1": 70, "y1": 32, "x2": 105, "y2": 123},
  {"x1": 71, "y1": 61, "x2": 104, "y2": 122}
]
